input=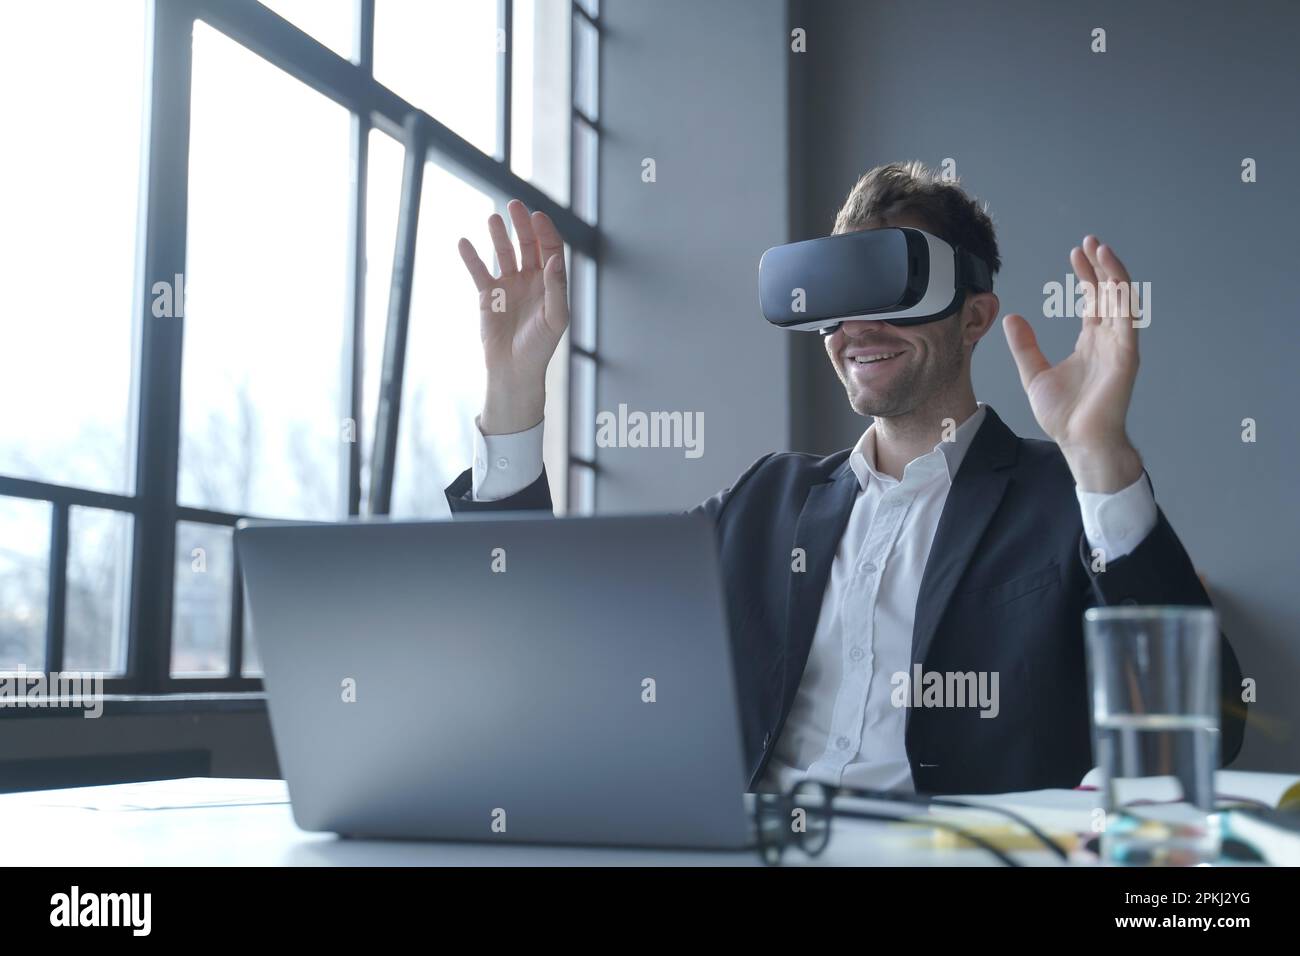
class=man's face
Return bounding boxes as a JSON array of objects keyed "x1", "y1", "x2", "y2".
[{"x1": 823, "y1": 217, "x2": 969, "y2": 419}]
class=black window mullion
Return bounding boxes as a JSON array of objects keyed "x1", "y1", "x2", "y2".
[
  {"x1": 368, "y1": 114, "x2": 428, "y2": 516},
  {"x1": 127, "y1": 0, "x2": 195, "y2": 694},
  {"x1": 568, "y1": 0, "x2": 598, "y2": 514},
  {"x1": 570, "y1": 2, "x2": 578, "y2": 116},
  {"x1": 228, "y1": 549, "x2": 245, "y2": 679},
  {"x1": 341, "y1": 0, "x2": 375, "y2": 518},
  {"x1": 497, "y1": 0, "x2": 513, "y2": 166},
  {"x1": 356, "y1": 0, "x2": 374, "y2": 71},
  {"x1": 0, "y1": 476, "x2": 138, "y2": 514},
  {"x1": 342, "y1": 129, "x2": 369, "y2": 517},
  {"x1": 44, "y1": 504, "x2": 69, "y2": 674},
  {"x1": 568, "y1": 459, "x2": 597, "y2": 515},
  {"x1": 149, "y1": 676, "x2": 262, "y2": 695}
]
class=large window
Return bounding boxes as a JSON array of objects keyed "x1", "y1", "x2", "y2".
[
  {"x1": 0, "y1": 0, "x2": 600, "y2": 695},
  {"x1": 180, "y1": 21, "x2": 354, "y2": 523},
  {"x1": 0, "y1": 1, "x2": 149, "y2": 676}
]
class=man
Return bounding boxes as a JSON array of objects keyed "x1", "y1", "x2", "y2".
[{"x1": 449, "y1": 161, "x2": 1245, "y2": 795}]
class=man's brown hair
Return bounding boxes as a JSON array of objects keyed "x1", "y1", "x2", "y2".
[{"x1": 832, "y1": 161, "x2": 1001, "y2": 275}]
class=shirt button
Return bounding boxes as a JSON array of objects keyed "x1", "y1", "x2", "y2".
[
  {"x1": 849, "y1": 647, "x2": 865, "y2": 662},
  {"x1": 475, "y1": 458, "x2": 485, "y2": 470},
  {"x1": 861, "y1": 563, "x2": 877, "y2": 573},
  {"x1": 496, "y1": 456, "x2": 509, "y2": 469},
  {"x1": 836, "y1": 736, "x2": 851, "y2": 751}
]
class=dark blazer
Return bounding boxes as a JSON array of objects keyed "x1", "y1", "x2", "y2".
[{"x1": 445, "y1": 406, "x2": 1246, "y2": 795}]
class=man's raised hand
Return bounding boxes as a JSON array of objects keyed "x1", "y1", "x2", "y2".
[
  {"x1": 1002, "y1": 236, "x2": 1144, "y2": 492},
  {"x1": 458, "y1": 199, "x2": 569, "y2": 435}
]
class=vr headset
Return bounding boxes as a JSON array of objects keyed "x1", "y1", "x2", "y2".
[{"x1": 758, "y1": 227, "x2": 994, "y2": 333}]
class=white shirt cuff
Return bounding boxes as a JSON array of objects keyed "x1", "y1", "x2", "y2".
[
  {"x1": 1075, "y1": 471, "x2": 1159, "y2": 562},
  {"x1": 472, "y1": 417, "x2": 546, "y2": 502}
]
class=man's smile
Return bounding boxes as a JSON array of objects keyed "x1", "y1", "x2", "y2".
[{"x1": 843, "y1": 345, "x2": 909, "y2": 380}]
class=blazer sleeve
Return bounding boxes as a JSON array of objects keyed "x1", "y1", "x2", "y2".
[
  {"x1": 681, "y1": 452, "x2": 776, "y2": 525},
  {"x1": 444, "y1": 466, "x2": 554, "y2": 514},
  {"x1": 1076, "y1": 508, "x2": 1247, "y2": 767}
]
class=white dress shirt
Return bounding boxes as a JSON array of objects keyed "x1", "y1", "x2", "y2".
[
  {"x1": 470, "y1": 415, "x2": 547, "y2": 502},
  {"x1": 761, "y1": 406, "x2": 990, "y2": 793},
  {"x1": 469, "y1": 405, "x2": 1158, "y2": 793}
]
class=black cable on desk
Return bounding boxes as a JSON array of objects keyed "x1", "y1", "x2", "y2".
[
  {"x1": 833, "y1": 785, "x2": 1071, "y2": 862},
  {"x1": 753, "y1": 781, "x2": 1069, "y2": 866},
  {"x1": 754, "y1": 794, "x2": 1021, "y2": 867}
]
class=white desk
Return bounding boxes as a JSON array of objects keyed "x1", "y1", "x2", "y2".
[{"x1": 3, "y1": 778, "x2": 1086, "y2": 866}]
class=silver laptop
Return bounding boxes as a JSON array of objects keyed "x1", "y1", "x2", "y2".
[{"x1": 235, "y1": 511, "x2": 752, "y2": 849}]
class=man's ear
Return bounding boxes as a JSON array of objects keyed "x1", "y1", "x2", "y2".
[{"x1": 963, "y1": 292, "x2": 1000, "y2": 350}]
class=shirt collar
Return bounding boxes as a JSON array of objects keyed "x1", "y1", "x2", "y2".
[{"x1": 848, "y1": 403, "x2": 988, "y2": 492}]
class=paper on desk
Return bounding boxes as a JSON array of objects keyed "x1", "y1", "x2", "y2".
[
  {"x1": 935, "y1": 770, "x2": 1300, "y2": 840},
  {"x1": 824, "y1": 789, "x2": 1099, "y2": 838},
  {"x1": 1078, "y1": 767, "x2": 1300, "y2": 809},
  {"x1": 938, "y1": 788, "x2": 1102, "y2": 834},
  {"x1": 19, "y1": 777, "x2": 289, "y2": 811}
]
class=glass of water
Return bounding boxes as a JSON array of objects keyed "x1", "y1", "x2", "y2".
[{"x1": 1084, "y1": 606, "x2": 1221, "y2": 866}]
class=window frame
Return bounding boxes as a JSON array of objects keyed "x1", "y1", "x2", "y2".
[{"x1": 0, "y1": 0, "x2": 601, "y2": 698}]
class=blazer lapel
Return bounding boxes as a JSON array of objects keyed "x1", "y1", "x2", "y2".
[
  {"x1": 909, "y1": 408, "x2": 1020, "y2": 676},
  {"x1": 781, "y1": 459, "x2": 860, "y2": 714}
]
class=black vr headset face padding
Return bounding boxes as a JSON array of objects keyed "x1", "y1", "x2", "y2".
[{"x1": 756, "y1": 227, "x2": 994, "y2": 334}]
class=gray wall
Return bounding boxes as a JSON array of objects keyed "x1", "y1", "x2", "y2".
[
  {"x1": 789, "y1": 0, "x2": 1300, "y2": 770},
  {"x1": 594, "y1": 0, "x2": 790, "y2": 511}
]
